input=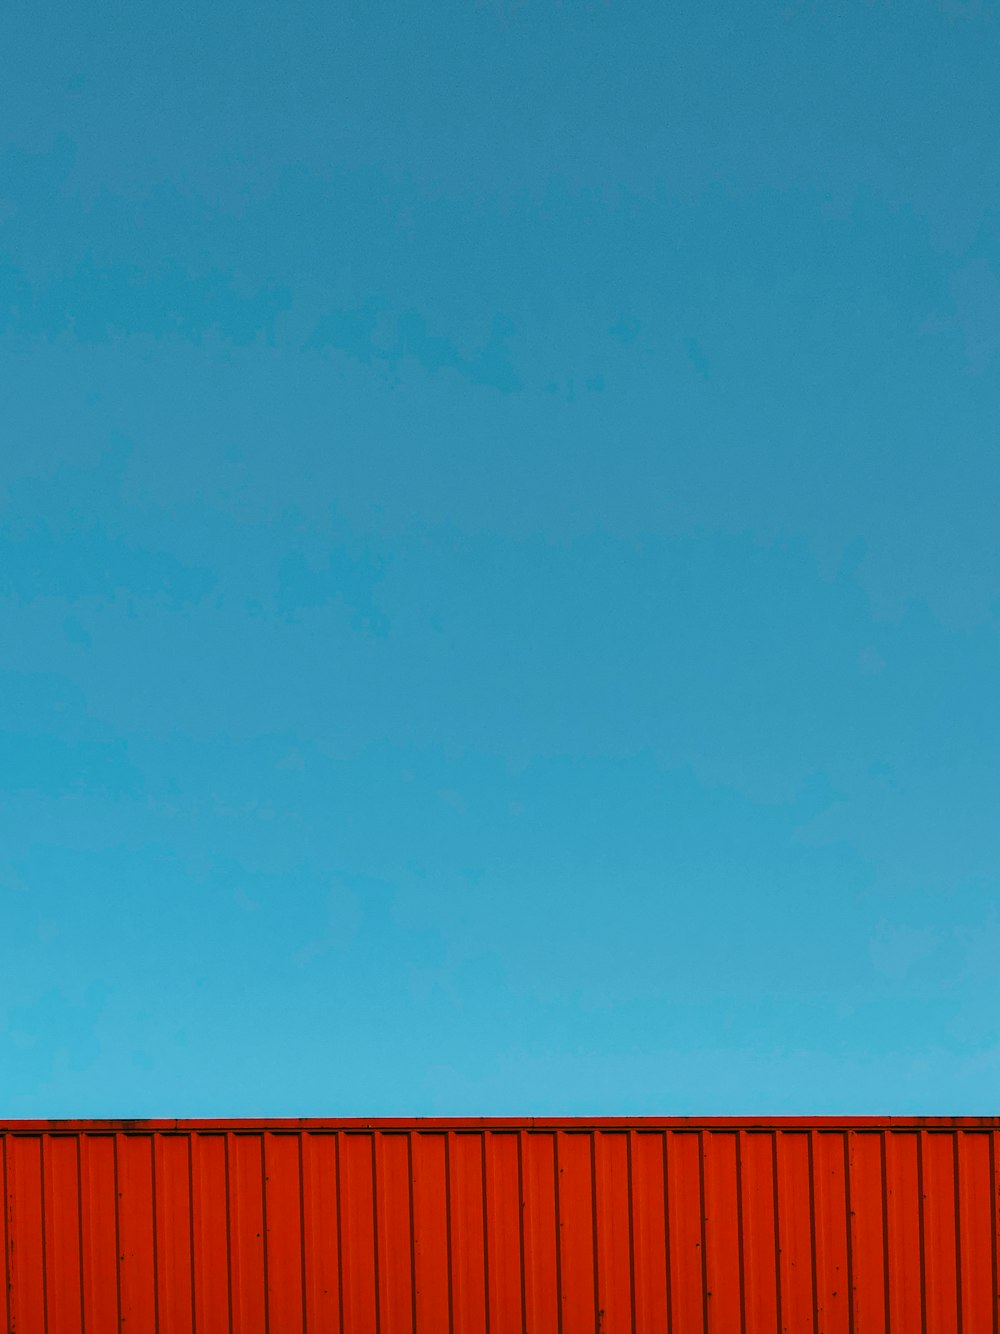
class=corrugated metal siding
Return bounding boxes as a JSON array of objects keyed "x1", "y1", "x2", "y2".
[{"x1": 2, "y1": 1119, "x2": 999, "y2": 1332}]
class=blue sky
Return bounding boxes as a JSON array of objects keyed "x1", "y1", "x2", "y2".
[{"x1": 2, "y1": 0, "x2": 999, "y2": 1115}]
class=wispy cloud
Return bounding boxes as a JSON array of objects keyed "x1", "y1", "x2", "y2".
[
  {"x1": 306, "y1": 304, "x2": 521, "y2": 393},
  {"x1": 0, "y1": 259, "x2": 289, "y2": 346}
]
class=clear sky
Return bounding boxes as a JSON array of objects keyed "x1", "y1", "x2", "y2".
[{"x1": 2, "y1": 0, "x2": 999, "y2": 1117}]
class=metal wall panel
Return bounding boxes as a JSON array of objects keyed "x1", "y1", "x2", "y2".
[{"x1": 2, "y1": 1119, "x2": 998, "y2": 1332}]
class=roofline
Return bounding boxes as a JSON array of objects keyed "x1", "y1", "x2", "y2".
[{"x1": 2, "y1": 1116, "x2": 999, "y2": 1133}]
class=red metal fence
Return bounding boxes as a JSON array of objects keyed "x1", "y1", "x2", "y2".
[{"x1": 2, "y1": 1118, "x2": 999, "y2": 1332}]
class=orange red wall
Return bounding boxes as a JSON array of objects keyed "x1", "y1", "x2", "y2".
[{"x1": 3, "y1": 1118, "x2": 998, "y2": 1332}]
